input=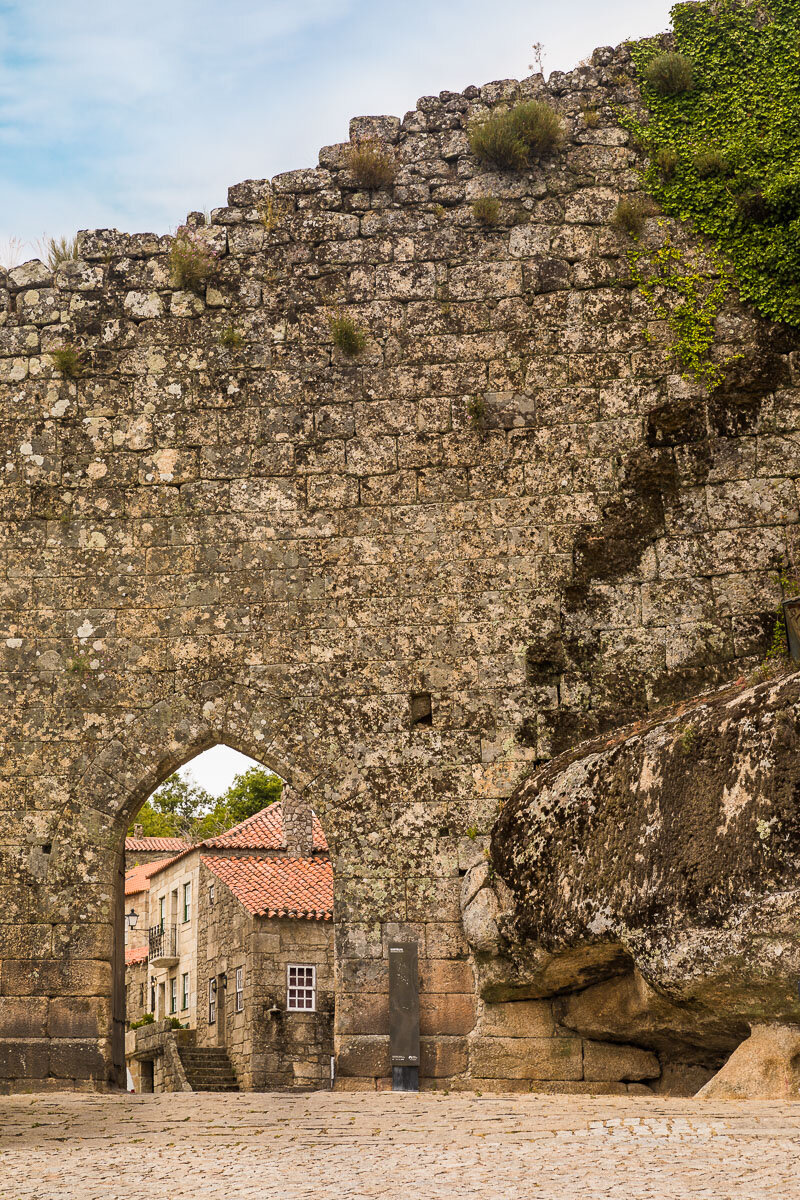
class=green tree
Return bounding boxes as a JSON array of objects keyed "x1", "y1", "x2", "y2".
[
  {"x1": 192, "y1": 767, "x2": 281, "y2": 839},
  {"x1": 130, "y1": 766, "x2": 281, "y2": 841},
  {"x1": 130, "y1": 773, "x2": 213, "y2": 839}
]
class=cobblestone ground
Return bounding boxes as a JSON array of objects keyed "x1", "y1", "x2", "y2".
[{"x1": 1, "y1": 1091, "x2": 800, "y2": 1199}]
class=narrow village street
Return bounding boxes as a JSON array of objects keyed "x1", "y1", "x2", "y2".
[{"x1": 1, "y1": 1091, "x2": 800, "y2": 1199}]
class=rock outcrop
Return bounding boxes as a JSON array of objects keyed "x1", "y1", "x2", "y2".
[
  {"x1": 698, "y1": 1025, "x2": 800, "y2": 1101},
  {"x1": 486, "y1": 671, "x2": 800, "y2": 1064}
]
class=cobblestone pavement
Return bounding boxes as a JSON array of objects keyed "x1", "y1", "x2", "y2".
[{"x1": 1, "y1": 1091, "x2": 800, "y2": 1199}]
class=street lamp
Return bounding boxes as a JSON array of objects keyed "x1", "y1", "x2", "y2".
[{"x1": 125, "y1": 908, "x2": 139, "y2": 931}]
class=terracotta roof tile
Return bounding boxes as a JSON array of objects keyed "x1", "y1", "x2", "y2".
[
  {"x1": 126, "y1": 804, "x2": 330, "y2": 886},
  {"x1": 202, "y1": 855, "x2": 333, "y2": 920},
  {"x1": 125, "y1": 836, "x2": 191, "y2": 852},
  {"x1": 201, "y1": 803, "x2": 328, "y2": 853},
  {"x1": 125, "y1": 945, "x2": 149, "y2": 966},
  {"x1": 124, "y1": 857, "x2": 177, "y2": 895}
]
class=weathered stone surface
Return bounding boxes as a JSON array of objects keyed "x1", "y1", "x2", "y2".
[
  {"x1": 698, "y1": 1025, "x2": 800, "y2": 1101},
  {"x1": 582, "y1": 1040, "x2": 660, "y2": 1083},
  {"x1": 492, "y1": 673, "x2": 800, "y2": 1068},
  {"x1": 479, "y1": 999, "x2": 554, "y2": 1038},
  {"x1": 553, "y1": 970, "x2": 743, "y2": 1063},
  {"x1": 470, "y1": 1036, "x2": 582, "y2": 1080}
]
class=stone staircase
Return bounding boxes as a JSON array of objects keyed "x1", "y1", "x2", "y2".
[{"x1": 177, "y1": 1045, "x2": 239, "y2": 1092}]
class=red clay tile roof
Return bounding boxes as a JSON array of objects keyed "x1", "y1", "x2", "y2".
[
  {"x1": 201, "y1": 855, "x2": 333, "y2": 920},
  {"x1": 129, "y1": 804, "x2": 330, "y2": 884},
  {"x1": 125, "y1": 945, "x2": 149, "y2": 966},
  {"x1": 125, "y1": 836, "x2": 191, "y2": 852},
  {"x1": 125, "y1": 857, "x2": 177, "y2": 895},
  {"x1": 201, "y1": 803, "x2": 328, "y2": 853}
]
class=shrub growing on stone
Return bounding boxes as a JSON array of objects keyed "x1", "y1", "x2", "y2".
[
  {"x1": 219, "y1": 325, "x2": 244, "y2": 349},
  {"x1": 50, "y1": 345, "x2": 83, "y2": 378},
  {"x1": 694, "y1": 149, "x2": 728, "y2": 178},
  {"x1": 466, "y1": 395, "x2": 488, "y2": 431},
  {"x1": 612, "y1": 198, "x2": 646, "y2": 238},
  {"x1": 345, "y1": 139, "x2": 396, "y2": 189},
  {"x1": 644, "y1": 51, "x2": 694, "y2": 96},
  {"x1": 655, "y1": 146, "x2": 679, "y2": 179},
  {"x1": 472, "y1": 196, "x2": 501, "y2": 226},
  {"x1": 40, "y1": 234, "x2": 78, "y2": 270},
  {"x1": 469, "y1": 100, "x2": 562, "y2": 170},
  {"x1": 169, "y1": 224, "x2": 219, "y2": 293},
  {"x1": 329, "y1": 313, "x2": 366, "y2": 357},
  {"x1": 737, "y1": 187, "x2": 768, "y2": 224}
]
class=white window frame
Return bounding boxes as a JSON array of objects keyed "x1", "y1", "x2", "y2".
[
  {"x1": 183, "y1": 881, "x2": 191, "y2": 924},
  {"x1": 181, "y1": 972, "x2": 189, "y2": 1011},
  {"x1": 208, "y1": 978, "x2": 217, "y2": 1025},
  {"x1": 287, "y1": 964, "x2": 316, "y2": 1012},
  {"x1": 235, "y1": 967, "x2": 244, "y2": 1013},
  {"x1": 158, "y1": 895, "x2": 165, "y2": 930},
  {"x1": 208, "y1": 884, "x2": 215, "y2": 905},
  {"x1": 169, "y1": 976, "x2": 177, "y2": 1014}
]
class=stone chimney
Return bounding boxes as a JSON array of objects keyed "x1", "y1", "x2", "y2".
[
  {"x1": 280, "y1": 786, "x2": 313, "y2": 857},
  {"x1": 133, "y1": 823, "x2": 144, "y2": 839}
]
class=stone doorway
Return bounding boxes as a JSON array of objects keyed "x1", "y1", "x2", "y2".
[{"x1": 119, "y1": 741, "x2": 336, "y2": 1093}]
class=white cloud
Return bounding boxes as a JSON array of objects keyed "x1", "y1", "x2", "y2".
[{"x1": 0, "y1": 0, "x2": 673, "y2": 244}]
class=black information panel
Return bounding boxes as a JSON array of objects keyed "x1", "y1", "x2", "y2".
[{"x1": 388, "y1": 940, "x2": 420, "y2": 1091}]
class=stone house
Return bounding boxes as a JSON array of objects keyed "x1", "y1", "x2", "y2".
[
  {"x1": 123, "y1": 857, "x2": 174, "y2": 962},
  {"x1": 125, "y1": 832, "x2": 191, "y2": 870},
  {"x1": 196, "y1": 854, "x2": 334, "y2": 1090},
  {"x1": 124, "y1": 947, "x2": 149, "y2": 1027},
  {"x1": 124, "y1": 803, "x2": 334, "y2": 1091}
]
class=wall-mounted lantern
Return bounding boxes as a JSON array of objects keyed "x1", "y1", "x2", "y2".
[
  {"x1": 783, "y1": 598, "x2": 800, "y2": 663},
  {"x1": 125, "y1": 908, "x2": 139, "y2": 931}
]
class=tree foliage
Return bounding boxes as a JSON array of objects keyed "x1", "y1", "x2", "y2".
[{"x1": 130, "y1": 765, "x2": 282, "y2": 841}]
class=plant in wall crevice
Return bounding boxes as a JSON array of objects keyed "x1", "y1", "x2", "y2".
[
  {"x1": 329, "y1": 312, "x2": 367, "y2": 358},
  {"x1": 169, "y1": 224, "x2": 220, "y2": 294},
  {"x1": 469, "y1": 100, "x2": 562, "y2": 170}
]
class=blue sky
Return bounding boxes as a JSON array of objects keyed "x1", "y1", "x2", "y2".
[{"x1": 1, "y1": 0, "x2": 674, "y2": 251}]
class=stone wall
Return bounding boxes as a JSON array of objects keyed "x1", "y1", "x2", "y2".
[
  {"x1": 1, "y1": 35, "x2": 799, "y2": 1091},
  {"x1": 125, "y1": 960, "x2": 149, "y2": 1027}
]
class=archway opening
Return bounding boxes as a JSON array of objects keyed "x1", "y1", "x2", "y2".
[{"x1": 118, "y1": 744, "x2": 335, "y2": 1094}]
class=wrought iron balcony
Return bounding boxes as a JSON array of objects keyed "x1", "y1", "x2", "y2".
[{"x1": 148, "y1": 924, "x2": 179, "y2": 966}]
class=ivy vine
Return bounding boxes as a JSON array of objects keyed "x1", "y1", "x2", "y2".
[
  {"x1": 627, "y1": 223, "x2": 739, "y2": 388},
  {"x1": 623, "y1": 0, "x2": 800, "y2": 329}
]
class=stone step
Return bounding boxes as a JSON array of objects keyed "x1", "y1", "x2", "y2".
[{"x1": 178, "y1": 1045, "x2": 239, "y2": 1093}]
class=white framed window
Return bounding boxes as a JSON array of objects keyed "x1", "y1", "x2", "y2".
[
  {"x1": 208, "y1": 978, "x2": 217, "y2": 1025},
  {"x1": 287, "y1": 964, "x2": 316, "y2": 1012},
  {"x1": 183, "y1": 881, "x2": 191, "y2": 924},
  {"x1": 169, "y1": 976, "x2": 177, "y2": 1014},
  {"x1": 208, "y1": 884, "x2": 215, "y2": 905},
  {"x1": 235, "y1": 967, "x2": 244, "y2": 1013},
  {"x1": 158, "y1": 895, "x2": 165, "y2": 930},
  {"x1": 181, "y1": 972, "x2": 189, "y2": 1011}
]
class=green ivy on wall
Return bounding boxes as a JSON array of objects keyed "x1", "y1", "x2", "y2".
[
  {"x1": 624, "y1": 0, "x2": 800, "y2": 329},
  {"x1": 627, "y1": 223, "x2": 739, "y2": 388}
]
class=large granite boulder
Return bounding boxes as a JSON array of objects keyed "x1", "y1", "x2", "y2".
[
  {"x1": 487, "y1": 671, "x2": 800, "y2": 1058},
  {"x1": 697, "y1": 1024, "x2": 800, "y2": 1100}
]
